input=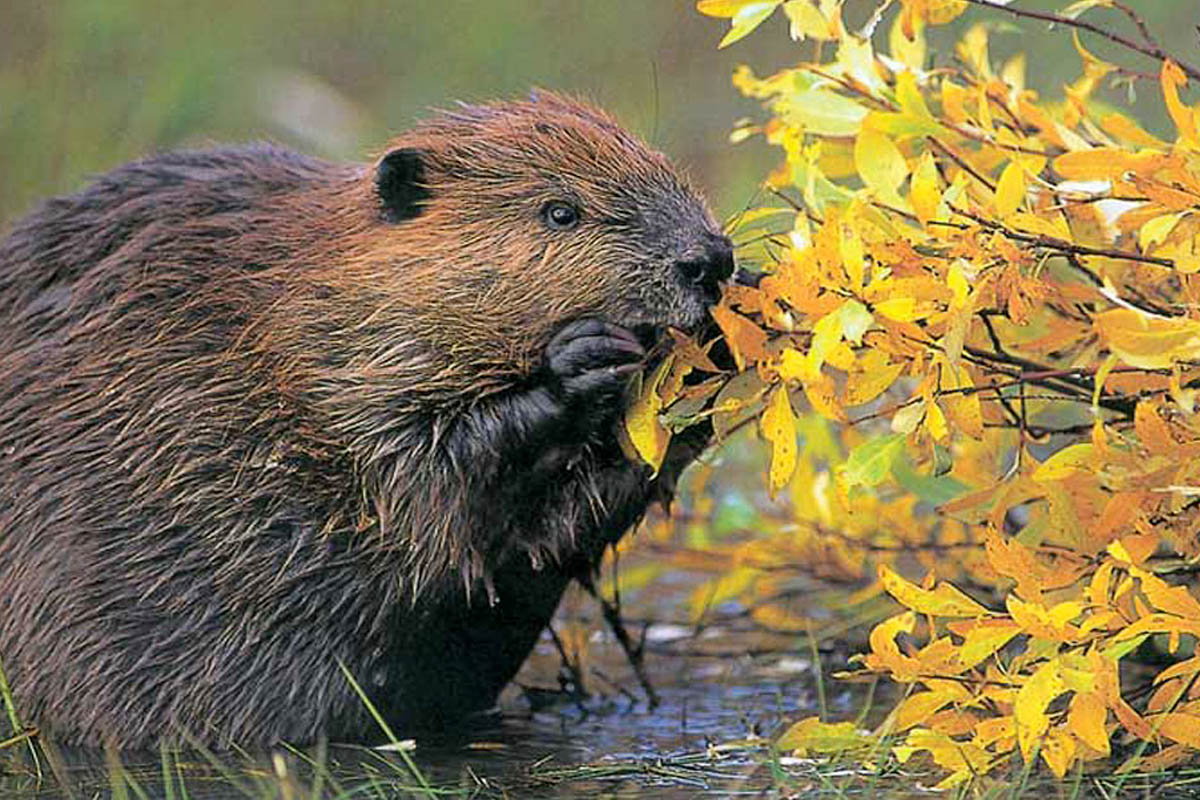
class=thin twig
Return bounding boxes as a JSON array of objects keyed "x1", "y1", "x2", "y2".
[
  {"x1": 578, "y1": 578, "x2": 661, "y2": 708},
  {"x1": 955, "y1": 206, "x2": 1179, "y2": 269},
  {"x1": 1112, "y1": 1, "x2": 1158, "y2": 49},
  {"x1": 928, "y1": 137, "x2": 996, "y2": 191},
  {"x1": 962, "y1": 0, "x2": 1200, "y2": 83}
]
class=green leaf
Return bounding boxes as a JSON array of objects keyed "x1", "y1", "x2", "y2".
[
  {"x1": 781, "y1": 87, "x2": 869, "y2": 137},
  {"x1": 842, "y1": 433, "x2": 906, "y2": 489},
  {"x1": 892, "y1": 453, "x2": 969, "y2": 506},
  {"x1": 839, "y1": 299, "x2": 874, "y2": 345},
  {"x1": 716, "y1": 1, "x2": 782, "y2": 48},
  {"x1": 855, "y1": 127, "x2": 910, "y2": 207},
  {"x1": 1102, "y1": 633, "x2": 1148, "y2": 662}
]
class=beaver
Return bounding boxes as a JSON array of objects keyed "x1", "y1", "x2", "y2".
[{"x1": 0, "y1": 91, "x2": 733, "y2": 748}]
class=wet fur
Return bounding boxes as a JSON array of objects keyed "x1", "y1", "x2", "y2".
[{"x1": 0, "y1": 94, "x2": 724, "y2": 747}]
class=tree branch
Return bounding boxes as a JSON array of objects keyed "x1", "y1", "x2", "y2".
[{"x1": 962, "y1": 0, "x2": 1200, "y2": 83}]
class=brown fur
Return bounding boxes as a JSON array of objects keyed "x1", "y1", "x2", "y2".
[{"x1": 0, "y1": 91, "x2": 732, "y2": 748}]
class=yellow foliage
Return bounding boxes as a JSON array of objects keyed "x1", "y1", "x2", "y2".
[{"x1": 662, "y1": 0, "x2": 1200, "y2": 786}]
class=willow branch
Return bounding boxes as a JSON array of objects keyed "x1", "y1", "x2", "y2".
[{"x1": 962, "y1": 0, "x2": 1200, "y2": 83}]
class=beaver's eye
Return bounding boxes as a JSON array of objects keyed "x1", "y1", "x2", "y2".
[{"x1": 542, "y1": 201, "x2": 580, "y2": 231}]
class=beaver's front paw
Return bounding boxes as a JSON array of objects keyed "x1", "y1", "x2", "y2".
[{"x1": 543, "y1": 319, "x2": 644, "y2": 415}]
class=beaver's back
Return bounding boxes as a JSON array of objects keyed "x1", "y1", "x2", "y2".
[
  {"x1": 0, "y1": 146, "x2": 385, "y2": 745},
  {"x1": 1, "y1": 145, "x2": 343, "y2": 338}
]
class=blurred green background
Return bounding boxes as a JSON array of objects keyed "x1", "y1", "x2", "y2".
[{"x1": 2, "y1": 1, "x2": 1197, "y2": 227}]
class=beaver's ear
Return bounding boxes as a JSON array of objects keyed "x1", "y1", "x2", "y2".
[{"x1": 376, "y1": 148, "x2": 430, "y2": 223}]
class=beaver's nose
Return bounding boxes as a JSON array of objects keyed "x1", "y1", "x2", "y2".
[{"x1": 676, "y1": 234, "x2": 735, "y2": 303}]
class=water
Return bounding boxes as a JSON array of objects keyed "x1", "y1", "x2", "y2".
[{"x1": 0, "y1": 600, "x2": 851, "y2": 798}]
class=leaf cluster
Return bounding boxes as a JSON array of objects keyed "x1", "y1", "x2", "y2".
[{"x1": 625, "y1": 0, "x2": 1200, "y2": 786}]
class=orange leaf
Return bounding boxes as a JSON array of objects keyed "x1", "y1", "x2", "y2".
[
  {"x1": 1156, "y1": 713, "x2": 1200, "y2": 749},
  {"x1": 1134, "y1": 402, "x2": 1176, "y2": 455},
  {"x1": 711, "y1": 304, "x2": 767, "y2": 370}
]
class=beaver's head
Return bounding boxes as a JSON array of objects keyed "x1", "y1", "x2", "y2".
[{"x1": 368, "y1": 91, "x2": 732, "y2": 368}]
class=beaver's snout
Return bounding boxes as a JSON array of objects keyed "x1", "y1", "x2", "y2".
[{"x1": 674, "y1": 232, "x2": 735, "y2": 305}]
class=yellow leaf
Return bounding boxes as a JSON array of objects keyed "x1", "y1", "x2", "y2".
[
  {"x1": 809, "y1": 300, "x2": 874, "y2": 371},
  {"x1": 697, "y1": 0, "x2": 763, "y2": 15},
  {"x1": 1139, "y1": 212, "x2": 1184, "y2": 252},
  {"x1": 803, "y1": 370, "x2": 846, "y2": 422},
  {"x1": 1170, "y1": 366, "x2": 1197, "y2": 413},
  {"x1": 1007, "y1": 595, "x2": 1082, "y2": 642},
  {"x1": 924, "y1": 399, "x2": 948, "y2": 442},
  {"x1": 840, "y1": 224, "x2": 866, "y2": 288},
  {"x1": 941, "y1": 78, "x2": 968, "y2": 124},
  {"x1": 891, "y1": 398, "x2": 925, "y2": 435},
  {"x1": 1016, "y1": 659, "x2": 1066, "y2": 759},
  {"x1": 973, "y1": 715, "x2": 1015, "y2": 748},
  {"x1": 1032, "y1": 443, "x2": 1096, "y2": 481},
  {"x1": 1162, "y1": 59, "x2": 1199, "y2": 149},
  {"x1": 761, "y1": 385, "x2": 798, "y2": 494},
  {"x1": 947, "y1": 261, "x2": 970, "y2": 309},
  {"x1": 1110, "y1": 612, "x2": 1200, "y2": 645},
  {"x1": 984, "y1": 529, "x2": 1044, "y2": 600},
  {"x1": 1068, "y1": 692, "x2": 1110, "y2": 756},
  {"x1": 957, "y1": 23, "x2": 991, "y2": 79},
  {"x1": 910, "y1": 151, "x2": 942, "y2": 225},
  {"x1": 710, "y1": 0, "x2": 784, "y2": 48},
  {"x1": 855, "y1": 127, "x2": 909, "y2": 206},
  {"x1": 1040, "y1": 726, "x2": 1076, "y2": 778},
  {"x1": 1095, "y1": 308, "x2": 1200, "y2": 369},
  {"x1": 624, "y1": 357, "x2": 674, "y2": 472},
  {"x1": 1053, "y1": 148, "x2": 1163, "y2": 181},
  {"x1": 1131, "y1": 566, "x2": 1200, "y2": 619},
  {"x1": 888, "y1": 691, "x2": 957, "y2": 733},
  {"x1": 994, "y1": 161, "x2": 1026, "y2": 217},
  {"x1": 889, "y1": 11, "x2": 926, "y2": 73},
  {"x1": 940, "y1": 361, "x2": 983, "y2": 439},
  {"x1": 777, "y1": 346, "x2": 813, "y2": 382},
  {"x1": 1100, "y1": 111, "x2": 1168, "y2": 149},
  {"x1": 951, "y1": 618, "x2": 1021, "y2": 669},
  {"x1": 874, "y1": 296, "x2": 919, "y2": 321},
  {"x1": 781, "y1": 0, "x2": 834, "y2": 40},
  {"x1": 777, "y1": 717, "x2": 873, "y2": 754},
  {"x1": 865, "y1": 611, "x2": 920, "y2": 680},
  {"x1": 786, "y1": 87, "x2": 869, "y2": 136},
  {"x1": 922, "y1": 0, "x2": 967, "y2": 25},
  {"x1": 845, "y1": 357, "x2": 905, "y2": 406},
  {"x1": 878, "y1": 565, "x2": 989, "y2": 617},
  {"x1": 893, "y1": 727, "x2": 991, "y2": 790},
  {"x1": 1093, "y1": 353, "x2": 1118, "y2": 412}
]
